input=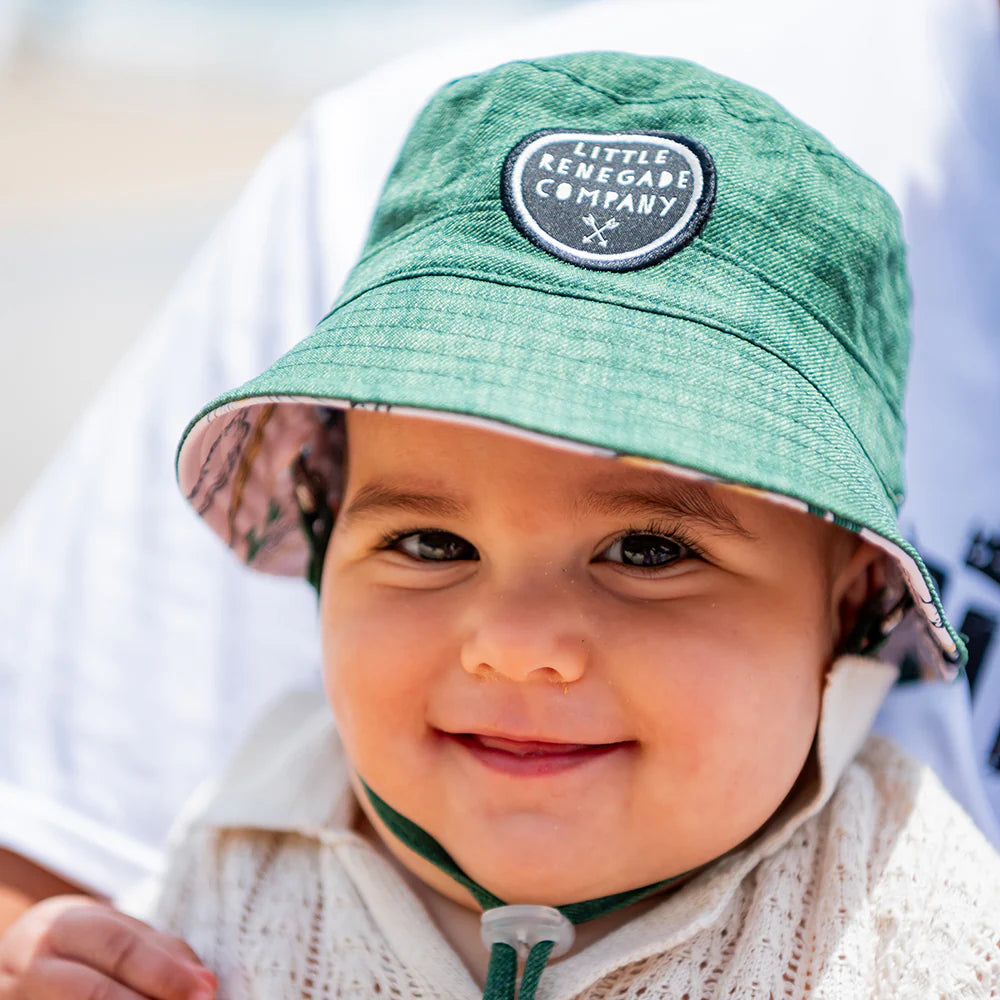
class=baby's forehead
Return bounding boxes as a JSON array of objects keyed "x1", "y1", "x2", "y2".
[{"x1": 340, "y1": 408, "x2": 833, "y2": 546}]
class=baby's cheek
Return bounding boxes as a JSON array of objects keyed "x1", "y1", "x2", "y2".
[
  {"x1": 713, "y1": 666, "x2": 821, "y2": 813},
  {"x1": 638, "y1": 639, "x2": 820, "y2": 837},
  {"x1": 322, "y1": 597, "x2": 446, "y2": 751}
]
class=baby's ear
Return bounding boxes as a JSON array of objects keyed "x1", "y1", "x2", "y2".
[{"x1": 832, "y1": 541, "x2": 908, "y2": 657}]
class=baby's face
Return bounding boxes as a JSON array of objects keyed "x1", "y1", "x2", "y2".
[{"x1": 320, "y1": 410, "x2": 870, "y2": 907}]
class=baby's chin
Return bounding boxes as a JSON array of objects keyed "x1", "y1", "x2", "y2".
[
  {"x1": 431, "y1": 824, "x2": 714, "y2": 909},
  {"x1": 345, "y1": 735, "x2": 811, "y2": 910},
  {"x1": 352, "y1": 780, "x2": 783, "y2": 910},
  {"x1": 354, "y1": 791, "x2": 663, "y2": 908}
]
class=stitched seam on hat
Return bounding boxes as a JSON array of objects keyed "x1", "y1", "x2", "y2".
[
  {"x1": 267, "y1": 350, "x2": 867, "y2": 492},
  {"x1": 690, "y1": 241, "x2": 902, "y2": 418},
  {"x1": 356, "y1": 215, "x2": 904, "y2": 412},
  {"x1": 356, "y1": 197, "x2": 499, "y2": 268},
  {"x1": 360, "y1": 211, "x2": 904, "y2": 412},
  {"x1": 268, "y1": 355, "x2": 886, "y2": 521},
  {"x1": 309, "y1": 270, "x2": 899, "y2": 504},
  {"x1": 519, "y1": 62, "x2": 884, "y2": 185},
  {"x1": 342, "y1": 228, "x2": 903, "y2": 426},
  {"x1": 895, "y1": 536, "x2": 963, "y2": 658}
]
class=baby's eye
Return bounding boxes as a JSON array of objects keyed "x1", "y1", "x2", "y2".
[
  {"x1": 393, "y1": 531, "x2": 479, "y2": 562},
  {"x1": 598, "y1": 532, "x2": 689, "y2": 568}
]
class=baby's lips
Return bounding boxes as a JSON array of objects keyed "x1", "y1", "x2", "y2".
[
  {"x1": 452, "y1": 728, "x2": 635, "y2": 752},
  {"x1": 470, "y1": 734, "x2": 615, "y2": 755}
]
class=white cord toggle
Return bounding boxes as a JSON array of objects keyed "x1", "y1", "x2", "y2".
[{"x1": 480, "y1": 905, "x2": 575, "y2": 961}]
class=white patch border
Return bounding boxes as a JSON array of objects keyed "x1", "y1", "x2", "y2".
[{"x1": 507, "y1": 130, "x2": 708, "y2": 267}]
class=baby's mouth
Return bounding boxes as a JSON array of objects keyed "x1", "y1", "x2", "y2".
[
  {"x1": 446, "y1": 732, "x2": 634, "y2": 776},
  {"x1": 468, "y1": 734, "x2": 600, "y2": 755}
]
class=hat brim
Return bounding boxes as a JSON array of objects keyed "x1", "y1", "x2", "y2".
[{"x1": 177, "y1": 272, "x2": 963, "y2": 674}]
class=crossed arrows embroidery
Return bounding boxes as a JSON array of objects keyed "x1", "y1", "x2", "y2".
[{"x1": 581, "y1": 214, "x2": 620, "y2": 247}]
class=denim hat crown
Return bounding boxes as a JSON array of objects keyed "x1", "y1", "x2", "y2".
[{"x1": 176, "y1": 52, "x2": 964, "y2": 673}]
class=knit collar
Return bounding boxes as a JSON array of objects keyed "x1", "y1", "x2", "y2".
[{"x1": 193, "y1": 655, "x2": 897, "y2": 996}]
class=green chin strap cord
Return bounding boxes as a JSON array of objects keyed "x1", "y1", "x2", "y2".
[{"x1": 362, "y1": 780, "x2": 687, "y2": 1000}]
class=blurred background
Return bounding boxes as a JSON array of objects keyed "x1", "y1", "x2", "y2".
[{"x1": 0, "y1": 0, "x2": 579, "y2": 522}]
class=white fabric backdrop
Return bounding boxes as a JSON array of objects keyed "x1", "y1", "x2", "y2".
[{"x1": 1, "y1": 0, "x2": 997, "y2": 897}]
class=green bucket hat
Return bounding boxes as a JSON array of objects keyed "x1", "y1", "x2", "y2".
[{"x1": 176, "y1": 52, "x2": 964, "y2": 678}]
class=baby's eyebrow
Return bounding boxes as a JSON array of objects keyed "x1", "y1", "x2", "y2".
[
  {"x1": 579, "y1": 482, "x2": 756, "y2": 539},
  {"x1": 339, "y1": 479, "x2": 754, "y2": 539},
  {"x1": 339, "y1": 483, "x2": 469, "y2": 525}
]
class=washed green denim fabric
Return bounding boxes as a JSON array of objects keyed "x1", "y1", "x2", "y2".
[{"x1": 177, "y1": 52, "x2": 964, "y2": 671}]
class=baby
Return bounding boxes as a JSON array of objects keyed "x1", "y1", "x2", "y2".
[{"x1": 9, "y1": 52, "x2": 999, "y2": 1000}]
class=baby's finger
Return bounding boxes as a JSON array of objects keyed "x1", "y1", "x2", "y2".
[
  {"x1": 102, "y1": 912, "x2": 207, "y2": 972},
  {"x1": 47, "y1": 910, "x2": 213, "y2": 1000},
  {"x1": 19, "y1": 955, "x2": 153, "y2": 1000}
]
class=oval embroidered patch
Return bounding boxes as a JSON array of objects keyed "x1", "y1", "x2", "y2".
[{"x1": 501, "y1": 130, "x2": 716, "y2": 272}]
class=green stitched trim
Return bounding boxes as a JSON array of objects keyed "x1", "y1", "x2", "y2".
[{"x1": 831, "y1": 513, "x2": 863, "y2": 532}]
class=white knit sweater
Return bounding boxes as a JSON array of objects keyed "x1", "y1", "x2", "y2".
[{"x1": 150, "y1": 659, "x2": 1000, "y2": 999}]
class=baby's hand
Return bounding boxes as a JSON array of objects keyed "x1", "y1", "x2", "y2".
[{"x1": 0, "y1": 895, "x2": 216, "y2": 1000}]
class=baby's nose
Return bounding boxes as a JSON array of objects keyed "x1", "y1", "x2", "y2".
[{"x1": 457, "y1": 579, "x2": 590, "y2": 684}]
